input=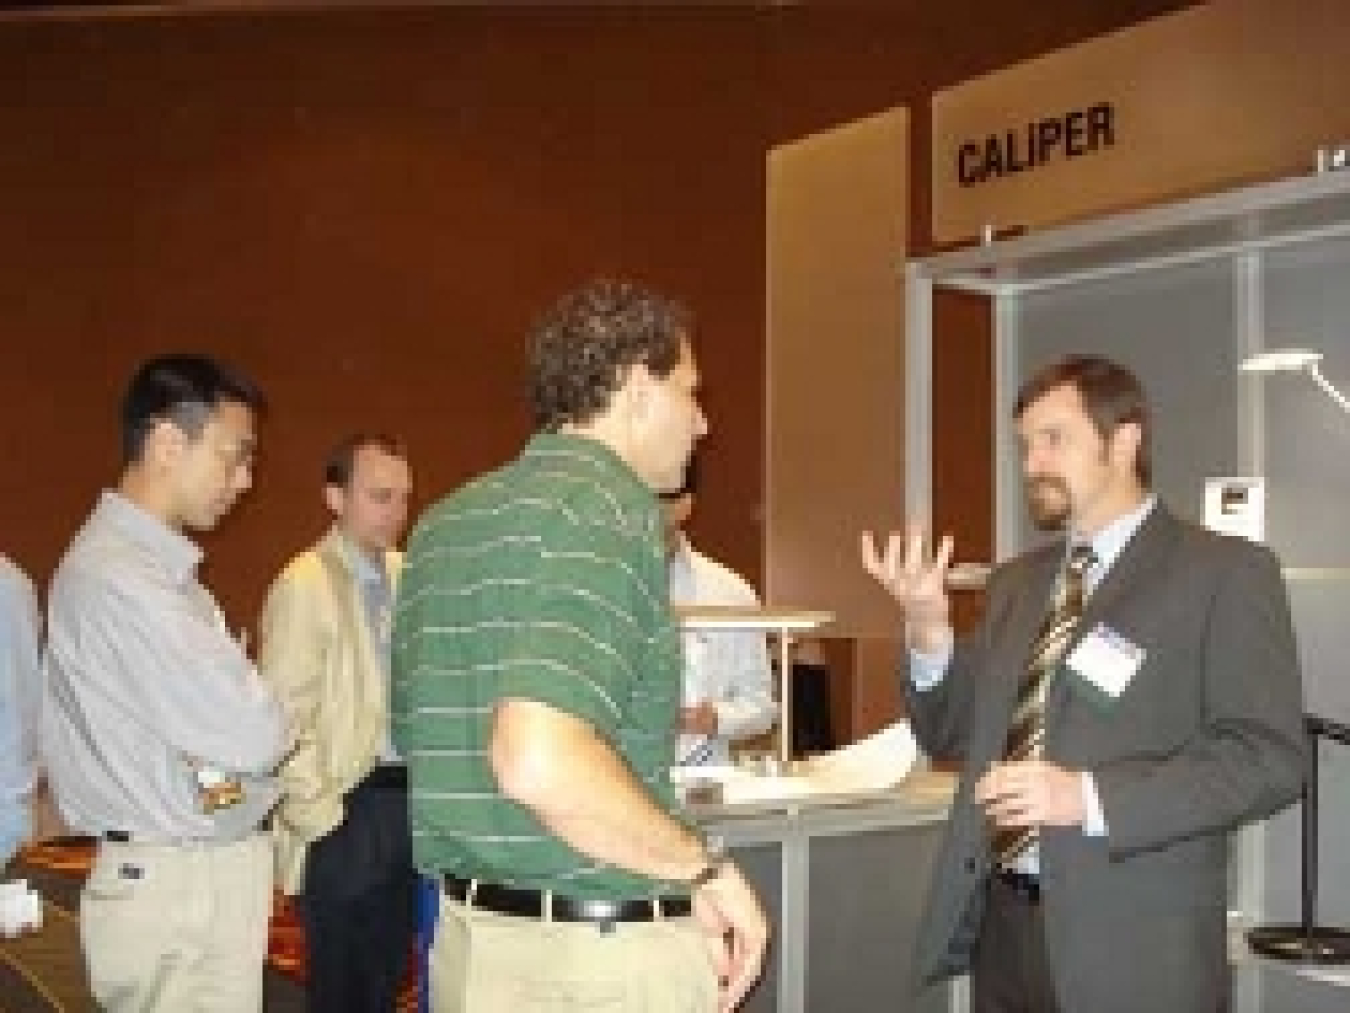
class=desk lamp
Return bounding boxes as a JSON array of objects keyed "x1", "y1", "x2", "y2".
[{"x1": 1241, "y1": 347, "x2": 1350, "y2": 963}]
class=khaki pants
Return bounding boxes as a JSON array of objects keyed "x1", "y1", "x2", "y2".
[
  {"x1": 80, "y1": 834, "x2": 272, "y2": 1013},
  {"x1": 431, "y1": 892, "x2": 719, "y2": 1012}
]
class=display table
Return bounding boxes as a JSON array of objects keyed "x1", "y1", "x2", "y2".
[{"x1": 690, "y1": 770, "x2": 957, "y2": 1013}]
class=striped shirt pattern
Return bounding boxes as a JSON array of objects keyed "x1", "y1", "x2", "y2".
[{"x1": 391, "y1": 433, "x2": 684, "y2": 900}]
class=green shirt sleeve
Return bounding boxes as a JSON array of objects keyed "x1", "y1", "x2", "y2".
[{"x1": 495, "y1": 518, "x2": 651, "y2": 742}]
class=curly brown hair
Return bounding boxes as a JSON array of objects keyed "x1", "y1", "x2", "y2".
[{"x1": 530, "y1": 278, "x2": 691, "y2": 430}]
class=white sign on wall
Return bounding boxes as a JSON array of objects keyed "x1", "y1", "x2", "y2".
[{"x1": 1203, "y1": 476, "x2": 1266, "y2": 543}]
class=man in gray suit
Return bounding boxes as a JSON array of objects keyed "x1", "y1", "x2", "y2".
[{"x1": 863, "y1": 354, "x2": 1307, "y2": 1011}]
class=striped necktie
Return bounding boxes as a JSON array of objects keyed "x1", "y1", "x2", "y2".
[{"x1": 992, "y1": 543, "x2": 1097, "y2": 866}]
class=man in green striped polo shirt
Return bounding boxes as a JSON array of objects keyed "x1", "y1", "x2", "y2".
[{"x1": 392, "y1": 279, "x2": 767, "y2": 1012}]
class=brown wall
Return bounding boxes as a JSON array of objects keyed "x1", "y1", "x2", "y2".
[{"x1": 0, "y1": 4, "x2": 1190, "y2": 626}]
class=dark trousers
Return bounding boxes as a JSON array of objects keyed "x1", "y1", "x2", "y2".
[
  {"x1": 298, "y1": 764, "x2": 416, "y2": 1013},
  {"x1": 970, "y1": 874, "x2": 1061, "y2": 1013}
]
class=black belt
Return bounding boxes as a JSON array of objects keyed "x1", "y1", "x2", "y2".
[
  {"x1": 101, "y1": 815, "x2": 272, "y2": 845},
  {"x1": 442, "y1": 874, "x2": 692, "y2": 924},
  {"x1": 994, "y1": 868, "x2": 1042, "y2": 904},
  {"x1": 361, "y1": 763, "x2": 408, "y2": 790}
]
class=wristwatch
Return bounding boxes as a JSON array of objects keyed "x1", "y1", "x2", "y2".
[{"x1": 689, "y1": 834, "x2": 729, "y2": 888}]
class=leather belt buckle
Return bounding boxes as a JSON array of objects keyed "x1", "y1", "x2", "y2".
[{"x1": 442, "y1": 874, "x2": 692, "y2": 925}]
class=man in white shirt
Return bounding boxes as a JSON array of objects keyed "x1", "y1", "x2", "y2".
[{"x1": 662, "y1": 464, "x2": 774, "y2": 766}]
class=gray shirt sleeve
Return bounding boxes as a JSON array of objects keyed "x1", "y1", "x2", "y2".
[
  {"x1": 0, "y1": 559, "x2": 38, "y2": 861},
  {"x1": 66, "y1": 566, "x2": 287, "y2": 774}
]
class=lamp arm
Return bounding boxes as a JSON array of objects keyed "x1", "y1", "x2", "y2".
[{"x1": 1307, "y1": 364, "x2": 1350, "y2": 416}]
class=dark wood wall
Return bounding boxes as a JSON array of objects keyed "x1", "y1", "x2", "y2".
[{"x1": 0, "y1": 3, "x2": 1190, "y2": 626}]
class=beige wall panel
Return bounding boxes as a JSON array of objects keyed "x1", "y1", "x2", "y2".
[
  {"x1": 847, "y1": 636, "x2": 903, "y2": 741},
  {"x1": 765, "y1": 107, "x2": 908, "y2": 639},
  {"x1": 933, "y1": 0, "x2": 1350, "y2": 243}
]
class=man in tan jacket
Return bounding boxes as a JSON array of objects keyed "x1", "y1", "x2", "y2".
[{"x1": 259, "y1": 434, "x2": 415, "y2": 1013}]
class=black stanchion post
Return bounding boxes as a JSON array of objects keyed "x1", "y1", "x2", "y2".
[{"x1": 1247, "y1": 713, "x2": 1350, "y2": 963}]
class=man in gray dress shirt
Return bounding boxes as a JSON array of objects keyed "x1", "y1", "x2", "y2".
[
  {"x1": 43, "y1": 354, "x2": 288, "y2": 1013},
  {"x1": 0, "y1": 554, "x2": 39, "y2": 868}
]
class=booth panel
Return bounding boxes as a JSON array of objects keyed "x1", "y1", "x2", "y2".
[
  {"x1": 729, "y1": 841, "x2": 783, "y2": 1013},
  {"x1": 1254, "y1": 963, "x2": 1350, "y2": 1013},
  {"x1": 697, "y1": 780, "x2": 956, "y2": 1013},
  {"x1": 1286, "y1": 580, "x2": 1350, "y2": 735},
  {"x1": 1311, "y1": 739, "x2": 1350, "y2": 930},
  {"x1": 806, "y1": 824, "x2": 947, "y2": 1013},
  {"x1": 1263, "y1": 236, "x2": 1350, "y2": 572}
]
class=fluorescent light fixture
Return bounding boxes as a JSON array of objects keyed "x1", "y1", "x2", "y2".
[{"x1": 1240, "y1": 347, "x2": 1350, "y2": 416}]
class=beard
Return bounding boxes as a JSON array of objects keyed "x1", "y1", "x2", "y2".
[{"x1": 1025, "y1": 475, "x2": 1071, "y2": 531}]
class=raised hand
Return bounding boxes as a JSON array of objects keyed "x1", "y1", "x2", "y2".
[{"x1": 860, "y1": 520, "x2": 955, "y2": 653}]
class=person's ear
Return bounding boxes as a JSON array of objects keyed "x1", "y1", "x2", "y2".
[
  {"x1": 144, "y1": 419, "x2": 187, "y2": 472},
  {"x1": 618, "y1": 363, "x2": 655, "y2": 427},
  {"x1": 323, "y1": 483, "x2": 345, "y2": 519},
  {"x1": 1110, "y1": 421, "x2": 1142, "y2": 472}
]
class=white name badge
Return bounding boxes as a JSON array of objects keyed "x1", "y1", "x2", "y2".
[{"x1": 1066, "y1": 624, "x2": 1146, "y2": 699}]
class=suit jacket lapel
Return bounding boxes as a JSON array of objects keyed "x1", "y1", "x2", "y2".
[
  {"x1": 1078, "y1": 506, "x2": 1180, "y2": 635},
  {"x1": 1045, "y1": 506, "x2": 1182, "y2": 719}
]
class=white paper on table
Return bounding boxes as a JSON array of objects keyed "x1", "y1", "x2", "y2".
[
  {"x1": 671, "y1": 722, "x2": 919, "y2": 804},
  {"x1": 798, "y1": 721, "x2": 919, "y2": 794}
]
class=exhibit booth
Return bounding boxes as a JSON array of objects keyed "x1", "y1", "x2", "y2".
[
  {"x1": 748, "y1": 2, "x2": 1350, "y2": 1010},
  {"x1": 907, "y1": 162, "x2": 1350, "y2": 1013}
]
